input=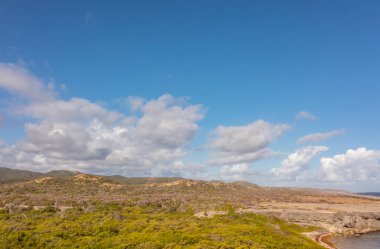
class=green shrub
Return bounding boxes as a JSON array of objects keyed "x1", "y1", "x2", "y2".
[{"x1": 0, "y1": 203, "x2": 324, "y2": 249}]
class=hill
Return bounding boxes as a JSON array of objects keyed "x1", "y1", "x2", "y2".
[
  {"x1": 0, "y1": 167, "x2": 45, "y2": 183},
  {"x1": 0, "y1": 167, "x2": 186, "y2": 186}
]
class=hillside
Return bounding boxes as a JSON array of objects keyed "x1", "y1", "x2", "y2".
[
  {"x1": 0, "y1": 167, "x2": 78, "y2": 184},
  {"x1": 0, "y1": 167, "x2": 185, "y2": 186},
  {"x1": 0, "y1": 167, "x2": 45, "y2": 183}
]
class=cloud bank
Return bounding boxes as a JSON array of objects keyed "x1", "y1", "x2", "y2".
[
  {"x1": 0, "y1": 63, "x2": 204, "y2": 175},
  {"x1": 0, "y1": 62, "x2": 379, "y2": 190}
]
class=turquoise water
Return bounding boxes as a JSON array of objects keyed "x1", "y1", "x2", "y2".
[{"x1": 331, "y1": 232, "x2": 380, "y2": 249}]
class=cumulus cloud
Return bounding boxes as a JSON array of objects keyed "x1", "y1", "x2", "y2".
[
  {"x1": 136, "y1": 95, "x2": 204, "y2": 149},
  {"x1": 208, "y1": 120, "x2": 291, "y2": 165},
  {"x1": 319, "y1": 147, "x2": 380, "y2": 182},
  {"x1": 219, "y1": 163, "x2": 257, "y2": 180},
  {"x1": 0, "y1": 63, "x2": 204, "y2": 175},
  {"x1": 220, "y1": 164, "x2": 249, "y2": 175},
  {"x1": 0, "y1": 63, "x2": 55, "y2": 102},
  {"x1": 295, "y1": 111, "x2": 317, "y2": 121},
  {"x1": 297, "y1": 129, "x2": 345, "y2": 144},
  {"x1": 271, "y1": 146, "x2": 329, "y2": 180},
  {"x1": 25, "y1": 98, "x2": 121, "y2": 124}
]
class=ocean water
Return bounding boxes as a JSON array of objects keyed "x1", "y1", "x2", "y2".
[
  {"x1": 332, "y1": 192, "x2": 380, "y2": 248},
  {"x1": 331, "y1": 232, "x2": 380, "y2": 249},
  {"x1": 356, "y1": 192, "x2": 380, "y2": 197}
]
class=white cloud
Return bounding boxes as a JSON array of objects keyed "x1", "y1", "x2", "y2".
[
  {"x1": 296, "y1": 111, "x2": 317, "y2": 121},
  {"x1": 24, "y1": 98, "x2": 121, "y2": 124},
  {"x1": 319, "y1": 147, "x2": 380, "y2": 182},
  {"x1": 210, "y1": 120, "x2": 290, "y2": 154},
  {"x1": 208, "y1": 120, "x2": 291, "y2": 165},
  {"x1": 136, "y1": 94, "x2": 204, "y2": 149},
  {"x1": 297, "y1": 129, "x2": 345, "y2": 144},
  {"x1": 0, "y1": 63, "x2": 55, "y2": 102},
  {"x1": 0, "y1": 63, "x2": 204, "y2": 175},
  {"x1": 219, "y1": 163, "x2": 257, "y2": 180},
  {"x1": 220, "y1": 163, "x2": 250, "y2": 175},
  {"x1": 271, "y1": 146, "x2": 329, "y2": 180}
]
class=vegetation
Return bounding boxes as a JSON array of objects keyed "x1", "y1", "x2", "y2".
[
  {"x1": 1, "y1": 167, "x2": 348, "y2": 248},
  {"x1": 0, "y1": 202, "x2": 323, "y2": 249}
]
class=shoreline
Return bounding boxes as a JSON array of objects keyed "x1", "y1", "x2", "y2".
[
  {"x1": 314, "y1": 229, "x2": 380, "y2": 249},
  {"x1": 304, "y1": 232, "x2": 337, "y2": 249},
  {"x1": 315, "y1": 233, "x2": 336, "y2": 249}
]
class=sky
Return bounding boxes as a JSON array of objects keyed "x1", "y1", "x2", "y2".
[{"x1": 0, "y1": 0, "x2": 380, "y2": 191}]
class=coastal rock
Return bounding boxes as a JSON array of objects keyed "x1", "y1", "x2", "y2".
[{"x1": 275, "y1": 211, "x2": 380, "y2": 235}]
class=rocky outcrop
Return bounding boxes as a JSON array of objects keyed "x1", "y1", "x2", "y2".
[
  {"x1": 197, "y1": 207, "x2": 380, "y2": 235},
  {"x1": 273, "y1": 211, "x2": 380, "y2": 235}
]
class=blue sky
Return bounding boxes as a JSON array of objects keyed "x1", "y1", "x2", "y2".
[{"x1": 0, "y1": 0, "x2": 380, "y2": 191}]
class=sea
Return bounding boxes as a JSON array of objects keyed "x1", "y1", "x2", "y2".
[
  {"x1": 331, "y1": 192, "x2": 380, "y2": 249},
  {"x1": 331, "y1": 232, "x2": 380, "y2": 249},
  {"x1": 356, "y1": 192, "x2": 380, "y2": 197}
]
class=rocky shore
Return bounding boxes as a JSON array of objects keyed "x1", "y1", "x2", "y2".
[
  {"x1": 276, "y1": 211, "x2": 380, "y2": 235},
  {"x1": 278, "y1": 212, "x2": 380, "y2": 248},
  {"x1": 247, "y1": 207, "x2": 380, "y2": 248},
  {"x1": 197, "y1": 200, "x2": 380, "y2": 248}
]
